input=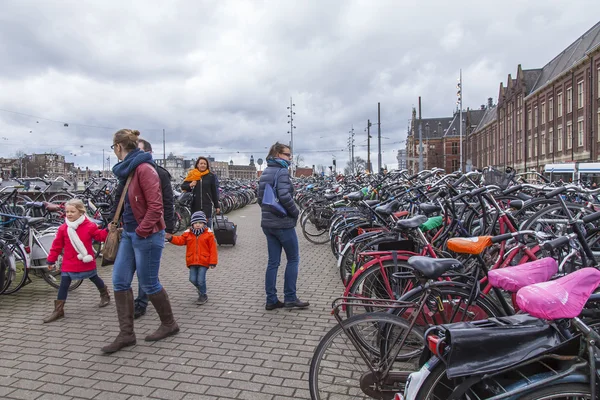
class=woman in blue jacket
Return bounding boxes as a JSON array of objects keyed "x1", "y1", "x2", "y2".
[{"x1": 257, "y1": 142, "x2": 309, "y2": 310}]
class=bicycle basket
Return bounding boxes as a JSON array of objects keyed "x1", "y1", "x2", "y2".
[{"x1": 483, "y1": 168, "x2": 515, "y2": 190}]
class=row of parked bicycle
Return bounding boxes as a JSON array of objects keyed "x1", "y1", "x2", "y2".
[
  {"x1": 296, "y1": 167, "x2": 600, "y2": 399},
  {"x1": 0, "y1": 176, "x2": 257, "y2": 295}
]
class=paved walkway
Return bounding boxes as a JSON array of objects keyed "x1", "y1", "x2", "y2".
[{"x1": 0, "y1": 204, "x2": 342, "y2": 400}]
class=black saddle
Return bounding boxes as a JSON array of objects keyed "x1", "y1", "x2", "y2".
[
  {"x1": 375, "y1": 201, "x2": 400, "y2": 216},
  {"x1": 395, "y1": 215, "x2": 427, "y2": 229},
  {"x1": 408, "y1": 256, "x2": 462, "y2": 279},
  {"x1": 509, "y1": 200, "x2": 524, "y2": 210},
  {"x1": 25, "y1": 216, "x2": 46, "y2": 226},
  {"x1": 420, "y1": 203, "x2": 442, "y2": 216},
  {"x1": 95, "y1": 202, "x2": 111, "y2": 209},
  {"x1": 324, "y1": 193, "x2": 338, "y2": 201},
  {"x1": 365, "y1": 199, "x2": 380, "y2": 207},
  {"x1": 346, "y1": 191, "x2": 364, "y2": 202}
]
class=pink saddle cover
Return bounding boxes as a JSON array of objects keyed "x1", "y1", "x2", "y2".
[
  {"x1": 488, "y1": 257, "x2": 558, "y2": 292},
  {"x1": 516, "y1": 268, "x2": 600, "y2": 320}
]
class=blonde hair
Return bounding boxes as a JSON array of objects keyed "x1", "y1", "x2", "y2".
[
  {"x1": 113, "y1": 129, "x2": 141, "y2": 152},
  {"x1": 65, "y1": 198, "x2": 86, "y2": 215}
]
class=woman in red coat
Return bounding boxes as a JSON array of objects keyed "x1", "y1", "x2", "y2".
[{"x1": 44, "y1": 199, "x2": 109, "y2": 323}]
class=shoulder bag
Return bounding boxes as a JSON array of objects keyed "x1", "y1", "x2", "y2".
[
  {"x1": 102, "y1": 173, "x2": 134, "y2": 264},
  {"x1": 262, "y1": 168, "x2": 287, "y2": 217}
]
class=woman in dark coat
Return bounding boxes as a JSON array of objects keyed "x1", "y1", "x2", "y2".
[
  {"x1": 181, "y1": 156, "x2": 220, "y2": 229},
  {"x1": 257, "y1": 142, "x2": 309, "y2": 310}
]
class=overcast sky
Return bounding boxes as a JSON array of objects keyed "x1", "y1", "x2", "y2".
[{"x1": 1, "y1": 0, "x2": 599, "y2": 174}]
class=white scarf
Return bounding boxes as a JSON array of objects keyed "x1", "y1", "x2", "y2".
[{"x1": 65, "y1": 215, "x2": 94, "y2": 263}]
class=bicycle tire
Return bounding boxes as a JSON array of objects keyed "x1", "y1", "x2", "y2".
[
  {"x1": 1, "y1": 242, "x2": 29, "y2": 295},
  {"x1": 309, "y1": 312, "x2": 423, "y2": 400}
]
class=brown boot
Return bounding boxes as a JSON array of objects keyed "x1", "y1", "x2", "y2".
[
  {"x1": 43, "y1": 300, "x2": 65, "y2": 323},
  {"x1": 98, "y1": 286, "x2": 110, "y2": 308},
  {"x1": 145, "y1": 289, "x2": 180, "y2": 342},
  {"x1": 101, "y1": 289, "x2": 136, "y2": 353}
]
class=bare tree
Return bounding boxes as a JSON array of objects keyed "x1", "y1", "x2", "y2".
[
  {"x1": 343, "y1": 156, "x2": 367, "y2": 175},
  {"x1": 294, "y1": 154, "x2": 305, "y2": 168}
]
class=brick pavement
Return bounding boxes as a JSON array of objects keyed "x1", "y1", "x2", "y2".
[{"x1": 0, "y1": 204, "x2": 343, "y2": 400}]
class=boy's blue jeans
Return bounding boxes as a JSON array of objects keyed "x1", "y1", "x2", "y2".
[
  {"x1": 262, "y1": 227, "x2": 299, "y2": 304},
  {"x1": 112, "y1": 230, "x2": 165, "y2": 294},
  {"x1": 189, "y1": 266, "x2": 208, "y2": 296}
]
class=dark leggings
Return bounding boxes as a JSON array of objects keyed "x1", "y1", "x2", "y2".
[{"x1": 57, "y1": 274, "x2": 105, "y2": 301}]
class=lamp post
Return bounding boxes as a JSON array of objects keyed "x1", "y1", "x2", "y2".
[
  {"x1": 457, "y1": 69, "x2": 463, "y2": 172},
  {"x1": 287, "y1": 98, "x2": 296, "y2": 177}
]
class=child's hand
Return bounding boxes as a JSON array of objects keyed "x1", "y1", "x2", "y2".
[
  {"x1": 209, "y1": 264, "x2": 216, "y2": 269},
  {"x1": 165, "y1": 233, "x2": 173, "y2": 241},
  {"x1": 47, "y1": 264, "x2": 55, "y2": 271}
]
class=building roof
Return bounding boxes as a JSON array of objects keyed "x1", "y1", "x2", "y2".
[
  {"x1": 474, "y1": 105, "x2": 498, "y2": 132},
  {"x1": 411, "y1": 117, "x2": 454, "y2": 139},
  {"x1": 529, "y1": 21, "x2": 600, "y2": 95},
  {"x1": 523, "y1": 68, "x2": 543, "y2": 93}
]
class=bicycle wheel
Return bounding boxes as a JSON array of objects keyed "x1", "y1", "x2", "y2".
[
  {"x1": 309, "y1": 312, "x2": 423, "y2": 400},
  {"x1": 346, "y1": 260, "x2": 418, "y2": 318},
  {"x1": 1, "y1": 241, "x2": 29, "y2": 295},
  {"x1": 47, "y1": 193, "x2": 74, "y2": 204}
]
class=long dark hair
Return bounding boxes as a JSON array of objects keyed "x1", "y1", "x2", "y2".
[{"x1": 195, "y1": 156, "x2": 211, "y2": 170}]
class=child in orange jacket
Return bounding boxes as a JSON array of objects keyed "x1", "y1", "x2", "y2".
[{"x1": 166, "y1": 211, "x2": 217, "y2": 305}]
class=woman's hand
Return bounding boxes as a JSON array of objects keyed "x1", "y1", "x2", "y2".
[
  {"x1": 165, "y1": 233, "x2": 173, "y2": 241},
  {"x1": 215, "y1": 208, "x2": 220, "y2": 215},
  {"x1": 190, "y1": 181, "x2": 197, "y2": 188}
]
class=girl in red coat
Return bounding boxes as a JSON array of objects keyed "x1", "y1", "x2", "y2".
[{"x1": 44, "y1": 199, "x2": 109, "y2": 323}]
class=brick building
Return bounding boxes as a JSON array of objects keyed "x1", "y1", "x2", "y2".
[
  {"x1": 468, "y1": 21, "x2": 600, "y2": 172},
  {"x1": 406, "y1": 108, "x2": 485, "y2": 173}
]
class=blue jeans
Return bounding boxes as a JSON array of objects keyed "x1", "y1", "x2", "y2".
[
  {"x1": 262, "y1": 227, "x2": 300, "y2": 304},
  {"x1": 189, "y1": 266, "x2": 208, "y2": 295},
  {"x1": 112, "y1": 230, "x2": 165, "y2": 294}
]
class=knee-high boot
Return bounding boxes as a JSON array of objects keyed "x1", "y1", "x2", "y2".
[
  {"x1": 101, "y1": 289, "x2": 136, "y2": 353},
  {"x1": 145, "y1": 289, "x2": 180, "y2": 341}
]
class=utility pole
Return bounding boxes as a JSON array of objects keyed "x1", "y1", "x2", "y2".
[
  {"x1": 377, "y1": 102, "x2": 382, "y2": 173},
  {"x1": 163, "y1": 129, "x2": 166, "y2": 168},
  {"x1": 287, "y1": 98, "x2": 296, "y2": 177},
  {"x1": 458, "y1": 69, "x2": 463, "y2": 172},
  {"x1": 367, "y1": 120, "x2": 372, "y2": 173},
  {"x1": 419, "y1": 97, "x2": 424, "y2": 172}
]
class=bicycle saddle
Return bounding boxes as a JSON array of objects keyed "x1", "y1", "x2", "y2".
[
  {"x1": 364, "y1": 200, "x2": 379, "y2": 207},
  {"x1": 488, "y1": 257, "x2": 558, "y2": 293},
  {"x1": 395, "y1": 214, "x2": 427, "y2": 229},
  {"x1": 508, "y1": 200, "x2": 524, "y2": 210},
  {"x1": 419, "y1": 203, "x2": 442, "y2": 216},
  {"x1": 25, "y1": 216, "x2": 46, "y2": 226},
  {"x1": 94, "y1": 202, "x2": 111, "y2": 209},
  {"x1": 345, "y1": 191, "x2": 364, "y2": 201},
  {"x1": 447, "y1": 236, "x2": 492, "y2": 255},
  {"x1": 25, "y1": 201, "x2": 45, "y2": 208},
  {"x1": 375, "y1": 201, "x2": 400, "y2": 216},
  {"x1": 408, "y1": 256, "x2": 462, "y2": 280},
  {"x1": 516, "y1": 268, "x2": 600, "y2": 320}
]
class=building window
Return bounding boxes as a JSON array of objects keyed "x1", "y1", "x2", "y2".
[
  {"x1": 567, "y1": 122, "x2": 573, "y2": 150},
  {"x1": 451, "y1": 142, "x2": 458, "y2": 155},
  {"x1": 549, "y1": 128, "x2": 553, "y2": 153},
  {"x1": 557, "y1": 125, "x2": 563, "y2": 152},
  {"x1": 527, "y1": 109, "x2": 532, "y2": 130},
  {"x1": 534, "y1": 106, "x2": 538, "y2": 128},
  {"x1": 541, "y1": 131, "x2": 545, "y2": 156},
  {"x1": 451, "y1": 159, "x2": 459, "y2": 171},
  {"x1": 541, "y1": 102, "x2": 546, "y2": 124},
  {"x1": 533, "y1": 133, "x2": 538, "y2": 157},
  {"x1": 577, "y1": 81, "x2": 584, "y2": 109},
  {"x1": 567, "y1": 87, "x2": 572, "y2": 113},
  {"x1": 578, "y1": 119, "x2": 584, "y2": 147},
  {"x1": 558, "y1": 92, "x2": 563, "y2": 117},
  {"x1": 528, "y1": 137, "x2": 532, "y2": 158},
  {"x1": 548, "y1": 98, "x2": 553, "y2": 121}
]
